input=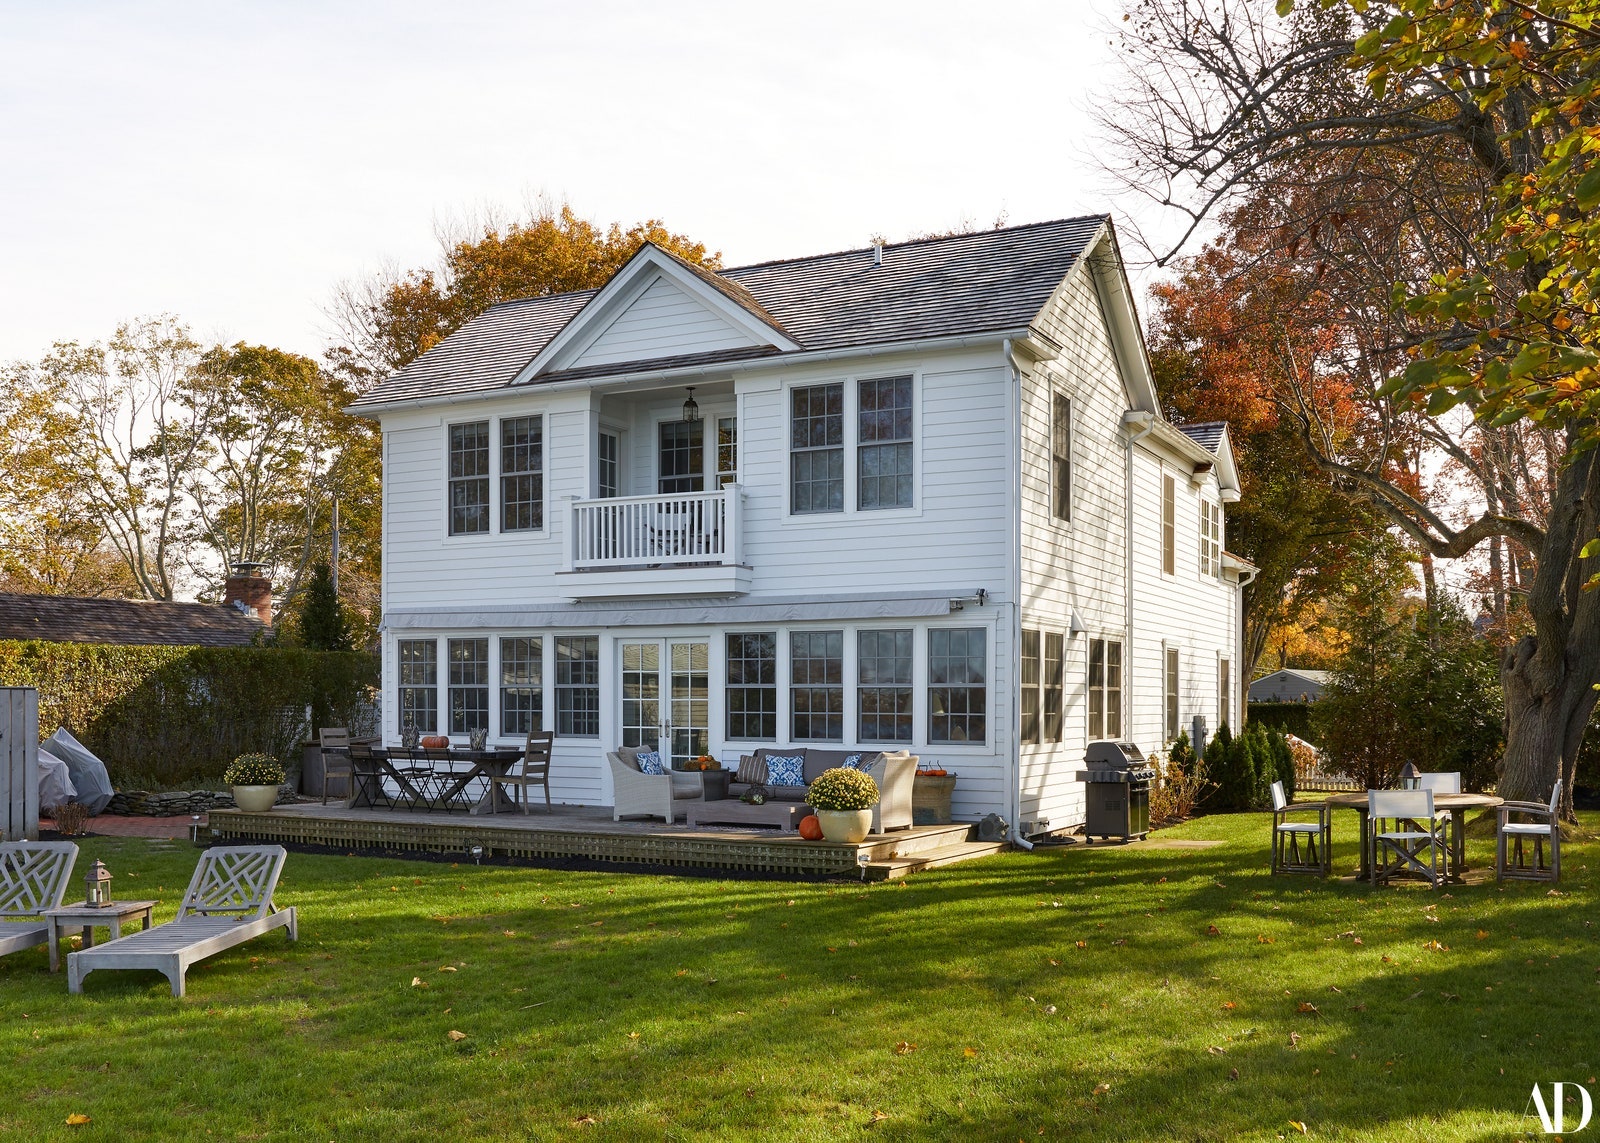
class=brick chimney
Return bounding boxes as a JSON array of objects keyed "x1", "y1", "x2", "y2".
[{"x1": 223, "y1": 562, "x2": 273, "y2": 626}]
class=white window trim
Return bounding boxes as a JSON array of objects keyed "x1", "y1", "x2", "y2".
[
  {"x1": 1162, "y1": 641, "x2": 1181, "y2": 743},
  {"x1": 1198, "y1": 498, "x2": 1222, "y2": 580},
  {"x1": 1049, "y1": 386, "x2": 1073, "y2": 529},
  {"x1": 1217, "y1": 651, "x2": 1232, "y2": 732},
  {"x1": 781, "y1": 371, "x2": 924, "y2": 524},
  {"x1": 1087, "y1": 634, "x2": 1124, "y2": 743},
  {"x1": 441, "y1": 414, "x2": 551, "y2": 542},
  {"x1": 1160, "y1": 469, "x2": 1177, "y2": 578},
  {"x1": 647, "y1": 403, "x2": 734, "y2": 495}
]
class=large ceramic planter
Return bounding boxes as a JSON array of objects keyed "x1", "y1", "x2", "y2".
[
  {"x1": 815, "y1": 808, "x2": 873, "y2": 844},
  {"x1": 231, "y1": 784, "x2": 279, "y2": 812}
]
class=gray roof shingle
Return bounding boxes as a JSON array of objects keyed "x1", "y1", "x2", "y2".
[
  {"x1": 350, "y1": 215, "x2": 1108, "y2": 411},
  {"x1": 1175, "y1": 422, "x2": 1228, "y2": 454},
  {"x1": 0, "y1": 593, "x2": 264, "y2": 647}
]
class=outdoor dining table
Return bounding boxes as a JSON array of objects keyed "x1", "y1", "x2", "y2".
[
  {"x1": 1323, "y1": 790, "x2": 1503, "y2": 881},
  {"x1": 356, "y1": 747, "x2": 526, "y2": 814}
]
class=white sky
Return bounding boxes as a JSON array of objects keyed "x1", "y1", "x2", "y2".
[{"x1": 0, "y1": 0, "x2": 1157, "y2": 364}]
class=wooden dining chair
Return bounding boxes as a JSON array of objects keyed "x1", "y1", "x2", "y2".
[
  {"x1": 318, "y1": 728, "x2": 353, "y2": 805},
  {"x1": 1496, "y1": 779, "x2": 1562, "y2": 882},
  {"x1": 490, "y1": 730, "x2": 555, "y2": 814}
]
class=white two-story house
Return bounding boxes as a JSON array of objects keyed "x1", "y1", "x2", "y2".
[{"x1": 349, "y1": 216, "x2": 1249, "y2": 839}]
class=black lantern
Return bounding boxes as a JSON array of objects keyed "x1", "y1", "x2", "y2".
[
  {"x1": 682, "y1": 387, "x2": 700, "y2": 423},
  {"x1": 1399, "y1": 762, "x2": 1422, "y2": 790},
  {"x1": 85, "y1": 859, "x2": 112, "y2": 908}
]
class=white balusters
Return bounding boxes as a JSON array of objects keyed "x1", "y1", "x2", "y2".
[{"x1": 570, "y1": 490, "x2": 732, "y2": 568}]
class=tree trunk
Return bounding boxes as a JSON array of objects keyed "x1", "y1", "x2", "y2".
[{"x1": 1500, "y1": 644, "x2": 1599, "y2": 820}]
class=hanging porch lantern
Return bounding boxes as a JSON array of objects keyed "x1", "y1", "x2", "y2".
[{"x1": 682, "y1": 387, "x2": 700, "y2": 423}]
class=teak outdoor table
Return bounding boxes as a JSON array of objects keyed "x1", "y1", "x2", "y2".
[
  {"x1": 685, "y1": 799, "x2": 806, "y2": 831},
  {"x1": 44, "y1": 900, "x2": 157, "y2": 973},
  {"x1": 354, "y1": 748, "x2": 525, "y2": 814},
  {"x1": 1323, "y1": 791, "x2": 1503, "y2": 881}
]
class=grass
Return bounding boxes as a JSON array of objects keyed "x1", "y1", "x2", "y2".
[{"x1": 2, "y1": 812, "x2": 1595, "y2": 1141}]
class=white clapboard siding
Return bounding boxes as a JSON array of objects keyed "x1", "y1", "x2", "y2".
[{"x1": 572, "y1": 276, "x2": 758, "y2": 369}]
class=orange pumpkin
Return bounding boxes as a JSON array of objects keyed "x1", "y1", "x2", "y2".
[
  {"x1": 420, "y1": 735, "x2": 450, "y2": 749},
  {"x1": 798, "y1": 814, "x2": 824, "y2": 840}
]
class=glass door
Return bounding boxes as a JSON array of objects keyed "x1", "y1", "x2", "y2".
[
  {"x1": 619, "y1": 641, "x2": 662, "y2": 751},
  {"x1": 668, "y1": 639, "x2": 709, "y2": 766},
  {"x1": 618, "y1": 639, "x2": 710, "y2": 766}
]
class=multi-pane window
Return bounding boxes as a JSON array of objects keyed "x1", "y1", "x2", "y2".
[
  {"x1": 500, "y1": 636, "x2": 543, "y2": 737},
  {"x1": 597, "y1": 431, "x2": 619, "y2": 498},
  {"x1": 1199, "y1": 500, "x2": 1222, "y2": 577},
  {"x1": 448, "y1": 421, "x2": 490, "y2": 535},
  {"x1": 1164, "y1": 645, "x2": 1181, "y2": 741},
  {"x1": 1161, "y1": 473, "x2": 1177, "y2": 575},
  {"x1": 857, "y1": 629, "x2": 913, "y2": 742},
  {"x1": 398, "y1": 639, "x2": 438, "y2": 734},
  {"x1": 929, "y1": 628, "x2": 986, "y2": 744},
  {"x1": 1089, "y1": 637, "x2": 1123, "y2": 741},
  {"x1": 1052, "y1": 393, "x2": 1072, "y2": 522},
  {"x1": 717, "y1": 417, "x2": 738, "y2": 487},
  {"x1": 1020, "y1": 629, "x2": 1041, "y2": 745},
  {"x1": 500, "y1": 416, "x2": 543, "y2": 532},
  {"x1": 1218, "y1": 658, "x2": 1231, "y2": 731},
  {"x1": 1043, "y1": 632, "x2": 1064, "y2": 742},
  {"x1": 790, "y1": 630, "x2": 844, "y2": 740},
  {"x1": 725, "y1": 632, "x2": 777, "y2": 740},
  {"x1": 448, "y1": 638, "x2": 489, "y2": 734},
  {"x1": 659, "y1": 420, "x2": 705, "y2": 494},
  {"x1": 858, "y1": 376, "x2": 913, "y2": 510},
  {"x1": 790, "y1": 383, "x2": 844, "y2": 513},
  {"x1": 555, "y1": 635, "x2": 600, "y2": 737}
]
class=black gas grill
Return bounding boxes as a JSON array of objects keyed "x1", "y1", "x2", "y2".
[{"x1": 1076, "y1": 741, "x2": 1156, "y2": 842}]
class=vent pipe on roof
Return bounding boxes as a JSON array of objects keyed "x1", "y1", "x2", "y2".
[{"x1": 872, "y1": 242, "x2": 884, "y2": 267}]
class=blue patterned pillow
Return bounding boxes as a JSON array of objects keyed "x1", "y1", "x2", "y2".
[
  {"x1": 765, "y1": 753, "x2": 806, "y2": 787},
  {"x1": 843, "y1": 753, "x2": 878, "y2": 771},
  {"x1": 635, "y1": 750, "x2": 665, "y2": 775}
]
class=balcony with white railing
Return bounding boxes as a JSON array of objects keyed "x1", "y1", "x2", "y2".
[{"x1": 561, "y1": 487, "x2": 750, "y2": 599}]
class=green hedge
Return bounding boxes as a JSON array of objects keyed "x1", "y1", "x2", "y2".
[
  {"x1": 1247, "y1": 701, "x2": 1315, "y2": 742},
  {"x1": 0, "y1": 640, "x2": 379, "y2": 788}
]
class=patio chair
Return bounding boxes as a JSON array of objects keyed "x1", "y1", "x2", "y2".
[
  {"x1": 0, "y1": 842, "x2": 79, "y2": 959},
  {"x1": 1496, "y1": 779, "x2": 1562, "y2": 883},
  {"x1": 1369, "y1": 788, "x2": 1444, "y2": 887},
  {"x1": 1269, "y1": 780, "x2": 1329, "y2": 876},
  {"x1": 347, "y1": 742, "x2": 393, "y2": 809},
  {"x1": 1418, "y1": 771, "x2": 1462, "y2": 876},
  {"x1": 318, "y1": 727, "x2": 353, "y2": 805},
  {"x1": 489, "y1": 729, "x2": 554, "y2": 814},
  {"x1": 68, "y1": 845, "x2": 297, "y2": 997},
  {"x1": 607, "y1": 748, "x2": 699, "y2": 823}
]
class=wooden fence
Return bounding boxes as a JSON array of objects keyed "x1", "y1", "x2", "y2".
[{"x1": 1, "y1": 687, "x2": 39, "y2": 842}]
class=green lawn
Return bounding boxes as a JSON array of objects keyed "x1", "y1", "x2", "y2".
[{"x1": 2, "y1": 812, "x2": 1594, "y2": 1141}]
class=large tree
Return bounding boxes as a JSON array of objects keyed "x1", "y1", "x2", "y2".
[{"x1": 1104, "y1": 0, "x2": 1598, "y2": 811}]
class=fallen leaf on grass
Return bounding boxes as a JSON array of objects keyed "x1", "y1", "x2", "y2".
[
  {"x1": 1381, "y1": 955, "x2": 1393, "y2": 963},
  {"x1": 1075, "y1": 940, "x2": 1087, "y2": 949},
  {"x1": 1289, "y1": 1031, "x2": 1301, "y2": 1049},
  {"x1": 1112, "y1": 938, "x2": 1127, "y2": 947},
  {"x1": 573, "y1": 1114, "x2": 596, "y2": 1126},
  {"x1": 1221, "y1": 1001, "x2": 1237, "y2": 1011},
  {"x1": 1092, "y1": 1083, "x2": 1111, "y2": 1096},
  {"x1": 1476, "y1": 929, "x2": 1489, "y2": 940},
  {"x1": 1295, "y1": 1002, "x2": 1321, "y2": 1017},
  {"x1": 1405, "y1": 990, "x2": 1425, "y2": 1001},
  {"x1": 894, "y1": 1041, "x2": 916, "y2": 1055},
  {"x1": 868, "y1": 1110, "x2": 889, "y2": 1124},
  {"x1": 1044, "y1": 1005, "x2": 1057, "y2": 1015},
  {"x1": 1327, "y1": 985, "x2": 1342, "y2": 994},
  {"x1": 1207, "y1": 924, "x2": 1222, "y2": 937},
  {"x1": 66, "y1": 1114, "x2": 90, "y2": 1126},
  {"x1": 1288, "y1": 1121, "x2": 1308, "y2": 1135},
  {"x1": 1422, "y1": 940, "x2": 1449, "y2": 952},
  {"x1": 1206, "y1": 1045, "x2": 1228, "y2": 1055},
  {"x1": 1348, "y1": 1003, "x2": 1367, "y2": 1011},
  {"x1": 628, "y1": 1032, "x2": 640, "y2": 1040},
  {"x1": 964, "y1": 1047, "x2": 979, "y2": 1058},
  {"x1": 1048, "y1": 958, "x2": 1059, "y2": 966},
  {"x1": 1229, "y1": 1067, "x2": 1239, "y2": 1080},
  {"x1": 1257, "y1": 935, "x2": 1275, "y2": 944},
  {"x1": 447, "y1": 1030, "x2": 467, "y2": 1041},
  {"x1": 439, "y1": 966, "x2": 457, "y2": 973},
  {"x1": 411, "y1": 977, "x2": 427, "y2": 988}
]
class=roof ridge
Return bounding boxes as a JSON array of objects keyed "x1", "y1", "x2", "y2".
[{"x1": 720, "y1": 214, "x2": 1110, "y2": 274}]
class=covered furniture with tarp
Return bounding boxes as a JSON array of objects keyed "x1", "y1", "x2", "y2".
[
  {"x1": 36, "y1": 750, "x2": 75, "y2": 813},
  {"x1": 42, "y1": 728, "x2": 112, "y2": 815}
]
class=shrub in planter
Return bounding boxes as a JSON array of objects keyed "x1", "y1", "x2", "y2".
[
  {"x1": 807, "y1": 768, "x2": 880, "y2": 811},
  {"x1": 223, "y1": 753, "x2": 285, "y2": 787}
]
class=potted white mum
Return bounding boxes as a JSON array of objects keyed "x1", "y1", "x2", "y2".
[
  {"x1": 224, "y1": 753, "x2": 285, "y2": 812},
  {"x1": 806, "y1": 767, "x2": 880, "y2": 843}
]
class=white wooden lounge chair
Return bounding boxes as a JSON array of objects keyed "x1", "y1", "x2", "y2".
[
  {"x1": 0, "y1": 842, "x2": 79, "y2": 959},
  {"x1": 68, "y1": 845, "x2": 297, "y2": 997}
]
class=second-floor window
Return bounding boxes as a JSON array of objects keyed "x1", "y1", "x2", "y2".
[
  {"x1": 791, "y1": 383, "x2": 844, "y2": 513},
  {"x1": 448, "y1": 421, "x2": 491, "y2": 535},
  {"x1": 597, "y1": 431, "x2": 619, "y2": 498},
  {"x1": 659, "y1": 420, "x2": 705, "y2": 494},
  {"x1": 717, "y1": 416, "x2": 738, "y2": 487},
  {"x1": 1161, "y1": 473, "x2": 1177, "y2": 576},
  {"x1": 858, "y1": 377, "x2": 913, "y2": 510},
  {"x1": 1199, "y1": 499, "x2": 1221, "y2": 577},
  {"x1": 501, "y1": 416, "x2": 543, "y2": 532},
  {"x1": 1052, "y1": 394, "x2": 1071, "y2": 522}
]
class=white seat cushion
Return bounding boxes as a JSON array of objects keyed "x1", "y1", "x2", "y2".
[
  {"x1": 1276, "y1": 823, "x2": 1323, "y2": 833},
  {"x1": 1502, "y1": 823, "x2": 1555, "y2": 836},
  {"x1": 1376, "y1": 830, "x2": 1434, "y2": 843}
]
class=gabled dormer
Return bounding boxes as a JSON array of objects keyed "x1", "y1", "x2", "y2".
[{"x1": 512, "y1": 244, "x2": 802, "y2": 383}]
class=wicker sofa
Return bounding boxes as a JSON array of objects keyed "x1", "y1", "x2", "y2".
[{"x1": 731, "y1": 748, "x2": 917, "y2": 833}]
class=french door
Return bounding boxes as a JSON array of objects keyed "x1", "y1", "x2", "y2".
[{"x1": 618, "y1": 639, "x2": 710, "y2": 767}]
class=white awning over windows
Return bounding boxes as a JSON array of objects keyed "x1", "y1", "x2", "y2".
[{"x1": 382, "y1": 591, "x2": 971, "y2": 631}]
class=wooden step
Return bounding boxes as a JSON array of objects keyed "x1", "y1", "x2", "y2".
[
  {"x1": 864, "y1": 840, "x2": 1007, "y2": 880},
  {"x1": 851, "y1": 822, "x2": 973, "y2": 861}
]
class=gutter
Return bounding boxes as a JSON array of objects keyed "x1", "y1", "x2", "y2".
[
  {"x1": 1003, "y1": 338, "x2": 1033, "y2": 852},
  {"x1": 1122, "y1": 411, "x2": 1156, "y2": 765},
  {"x1": 346, "y1": 329, "x2": 1052, "y2": 419}
]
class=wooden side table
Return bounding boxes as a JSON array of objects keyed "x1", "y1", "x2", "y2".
[
  {"x1": 44, "y1": 901, "x2": 158, "y2": 973},
  {"x1": 700, "y1": 770, "x2": 732, "y2": 801}
]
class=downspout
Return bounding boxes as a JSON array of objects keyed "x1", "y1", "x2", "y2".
[
  {"x1": 1003, "y1": 338, "x2": 1033, "y2": 851},
  {"x1": 1234, "y1": 564, "x2": 1257, "y2": 727},
  {"x1": 1122, "y1": 411, "x2": 1155, "y2": 752}
]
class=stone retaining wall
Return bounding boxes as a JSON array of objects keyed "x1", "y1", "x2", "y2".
[{"x1": 103, "y1": 784, "x2": 299, "y2": 816}]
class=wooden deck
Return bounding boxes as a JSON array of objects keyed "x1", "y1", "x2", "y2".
[{"x1": 208, "y1": 802, "x2": 1005, "y2": 880}]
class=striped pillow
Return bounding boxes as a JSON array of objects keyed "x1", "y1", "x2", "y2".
[{"x1": 737, "y1": 753, "x2": 768, "y2": 785}]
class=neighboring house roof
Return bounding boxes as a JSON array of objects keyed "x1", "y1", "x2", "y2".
[
  {"x1": 1176, "y1": 422, "x2": 1228, "y2": 453},
  {"x1": 1249, "y1": 668, "x2": 1333, "y2": 702},
  {"x1": 0, "y1": 593, "x2": 264, "y2": 647},
  {"x1": 349, "y1": 215, "x2": 1110, "y2": 412}
]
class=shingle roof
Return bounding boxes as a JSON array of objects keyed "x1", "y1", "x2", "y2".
[
  {"x1": 349, "y1": 215, "x2": 1109, "y2": 411},
  {"x1": 1175, "y1": 422, "x2": 1228, "y2": 453},
  {"x1": 0, "y1": 593, "x2": 264, "y2": 647}
]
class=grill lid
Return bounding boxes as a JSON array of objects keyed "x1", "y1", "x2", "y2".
[{"x1": 1084, "y1": 740, "x2": 1148, "y2": 769}]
